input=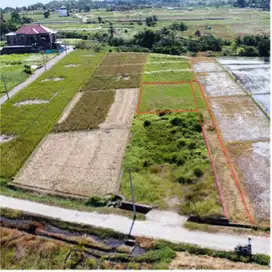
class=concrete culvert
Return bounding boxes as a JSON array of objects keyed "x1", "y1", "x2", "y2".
[
  {"x1": 0, "y1": 134, "x2": 16, "y2": 143},
  {"x1": 14, "y1": 100, "x2": 49, "y2": 107}
]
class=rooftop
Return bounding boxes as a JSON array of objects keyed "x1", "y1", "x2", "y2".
[{"x1": 16, "y1": 24, "x2": 56, "y2": 35}]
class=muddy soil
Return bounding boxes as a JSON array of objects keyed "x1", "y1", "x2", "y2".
[
  {"x1": 197, "y1": 72, "x2": 245, "y2": 97},
  {"x1": 210, "y1": 96, "x2": 270, "y2": 143},
  {"x1": 227, "y1": 141, "x2": 270, "y2": 223},
  {"x1": 0, "y1": 134, "x2": 16, "y2": 143},
  {"x1": 14, "y1": 99, "x2": 49, "y2": 107}
]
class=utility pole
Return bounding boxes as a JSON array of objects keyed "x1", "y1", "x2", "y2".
[
  {"x1": 42, "y1": 51, "x2": 47, "y2": 71},
  {"x1": 1, "y1": 74, "x2": 9, "y2": 100},
  {"x1": 128, "y1": 169, "x2": 136, "y2": 238}
]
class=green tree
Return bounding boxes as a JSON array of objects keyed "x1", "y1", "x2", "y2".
[
  {"x1": 11, "y1": 10, "x2": 21, "y2": 23},
  {"x1": 257, "y1": 37, "x2": 270, "y2": 57},
  {"x1": 108, "y1": 23, "x2": 115, "y2": 39},
  {"x1": 44, "y1": 10, "x2": 50, "y2": 19},
  {"x1": 134, "y1": 29, "x2": 155, "y2": 49}
]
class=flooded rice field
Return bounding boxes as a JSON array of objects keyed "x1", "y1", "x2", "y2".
[
  {"x1": 193, "y1": 58, "x2": 270, "y2": 224},
  {"x1": 218, "y1": 57, "x2": 270, "y2": 115}
]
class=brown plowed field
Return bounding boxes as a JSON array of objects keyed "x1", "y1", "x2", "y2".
[{"x1": 13, "y1": 89, "x2": 139, "y2": 197}]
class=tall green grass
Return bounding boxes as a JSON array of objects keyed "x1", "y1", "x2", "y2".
[
  {"x1": 121, "y1": 113, "x2": 222, "y2": 216},
  {"x1": 0, "y1": 50, "x2": 105, "y2": 178}
]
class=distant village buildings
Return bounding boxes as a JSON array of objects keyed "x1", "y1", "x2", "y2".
[{"x1": 59, "y1": 6, "x2": 68, "y2": 17}]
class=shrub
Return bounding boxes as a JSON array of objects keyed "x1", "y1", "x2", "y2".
[
  {"x1": 144, "y1": 120, "x2": 151, "y2": 127},
  {"x1": 149, "y1": 164, "x2": 161, "y2": 173},
  {"x1": 23, "y1": 64, "x2": 32, "y2": 74},
  {"x1": 86, "y1": 196, "x2": 108, "y2": 207},
  {"x1": 194, "y1": 167, "x2": 203, "y2": 177},
  {"x1": 176, "y1": 174, "x2": 194, "y2": 184},
  {"x1": 87, "y1": 258, "x2": 97, "y2": 269},
  {"x1": 171, "y1": 117, "x2": 183, "y2": 126}
]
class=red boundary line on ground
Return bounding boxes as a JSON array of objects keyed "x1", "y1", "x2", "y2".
[
  {"x1": 190, "y1": 82, "x2": 229, "y2": 220},
  {"x1": 196, "y1": 80, "x2": 254, "y2": 225},
  {"x1": 136, "y1": 80, "x2": 229, "y2": 220}
]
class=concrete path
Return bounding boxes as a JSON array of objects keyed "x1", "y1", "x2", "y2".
[
  {"x1": 0, "y1": 46, "x2": 74, "y2": 106},
  {"x1": 0, "y1": 195, "x2": 269, "y2": 255}
]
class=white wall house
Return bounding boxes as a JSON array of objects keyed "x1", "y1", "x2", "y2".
[{"x1": 59, "y1": 6, "x2": 68, "y2": 17}]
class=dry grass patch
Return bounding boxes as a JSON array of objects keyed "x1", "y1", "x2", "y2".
[
  {"x1": 170, "y1": 252, "x2": 269, "y2": 270},
  {"x1": 53, "y1": 90, "x2": 115, "y2": 132}
]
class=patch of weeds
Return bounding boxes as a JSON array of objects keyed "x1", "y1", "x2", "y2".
[{"x1": 121, "y1": 112, "x2": 222, "y2": 216}]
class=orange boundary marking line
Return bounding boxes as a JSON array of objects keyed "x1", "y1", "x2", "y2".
[
  {"x1": 190, "y1": 81, "x2": 229, "y2": 220},
  {"x1": 196, "y1": 80, "x2": 255, "y2": 225},
  {"x1": 136, "y1": 80, "x2": 229, "y2": 219}
]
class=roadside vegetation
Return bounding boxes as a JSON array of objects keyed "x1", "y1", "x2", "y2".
[
  {"x1": 1, "y1": 208, "x2": 270, "y2": 269},
  {"x1": 0, "y1": 50, "x2": 105, "y2": 178}
]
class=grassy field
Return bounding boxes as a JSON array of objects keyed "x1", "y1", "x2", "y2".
[
  {"x1": 53, "y1": 90, "x2": 115, "y2": 132},
  {"x1": 0, "y1": 53, "x2": 56, "y2": 96},
  {"x1": 138, "y1": 82, "x2": 204, "y2": 112},
  {"x1": 0, "y1": 50, "x2": 105, "y2": 178}
]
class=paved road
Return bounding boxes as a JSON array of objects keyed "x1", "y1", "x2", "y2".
[
  {"x1": 0, "y1": 46, "x2": 74, "y2": 106},
  {"x1": 0, "y1": 195, "x2": 269, "y2": 255}
]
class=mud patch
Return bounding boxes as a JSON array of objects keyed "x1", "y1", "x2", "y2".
[
  {"x1": 116, "y1": 74, "x2": 130, "y2": 81},
  {"x1": 228, "y1": 141, "x2": 270, "y2": 223},
  {"x1": 14, "y1": 99, "x2": 49, "y2": 107},
  {"x1": 193, "y1": 62, "x2": 224, "y2": 73},
  {"x1": 64, "y1": 64, "x2": 80, "y2": 68},
  {"x1": 0, "y1": 134, "x2": 16, "y2": 143},
  {"x1": 41, "y1": 77, "x2": 64, "y2": 82},
  {"x1": 198, "y1": 72, "x2": 245, "y2": 97},
  {"x1": 210, "y1": 96, "x2": 270, "y2": 143}
]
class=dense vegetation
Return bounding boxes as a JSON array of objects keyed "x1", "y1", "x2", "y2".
[{"x1": 121, "y1": 112, "x2": 222, "y2": 216}]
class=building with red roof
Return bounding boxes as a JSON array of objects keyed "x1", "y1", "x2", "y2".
[{"x1": 3, "y1": 24, "x2": 58, "y2": 54}]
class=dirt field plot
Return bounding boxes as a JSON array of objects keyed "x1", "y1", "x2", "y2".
[
  {"x1": 228, "y1": 141, "x2": 270, "y2": 223},
  {"x1": 13, "y1": 89, "x2": 139, "y2": 197},
  {"x1": 210, "y1": 96, "x2": 270, "y2": 143},
  {"x1": 101, "y1": 52, "x2": 148, "y2": 66},
  {"x1": 94, "y1": 63, "x2": 145, "y2": 76},
  {"x1": 197, "y1": 72, "x2": 245, "y2": 97},
  {"x1": 83, "y1": 74, "x2": 142, "y2": 91},
  {"x1": 54, "y1": 90, "x2": 115, "y2": 132}
]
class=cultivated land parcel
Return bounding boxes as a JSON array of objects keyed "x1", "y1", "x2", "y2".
[{"x1": 0, "y1": 50, "x2": 270, "y2": 228}]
